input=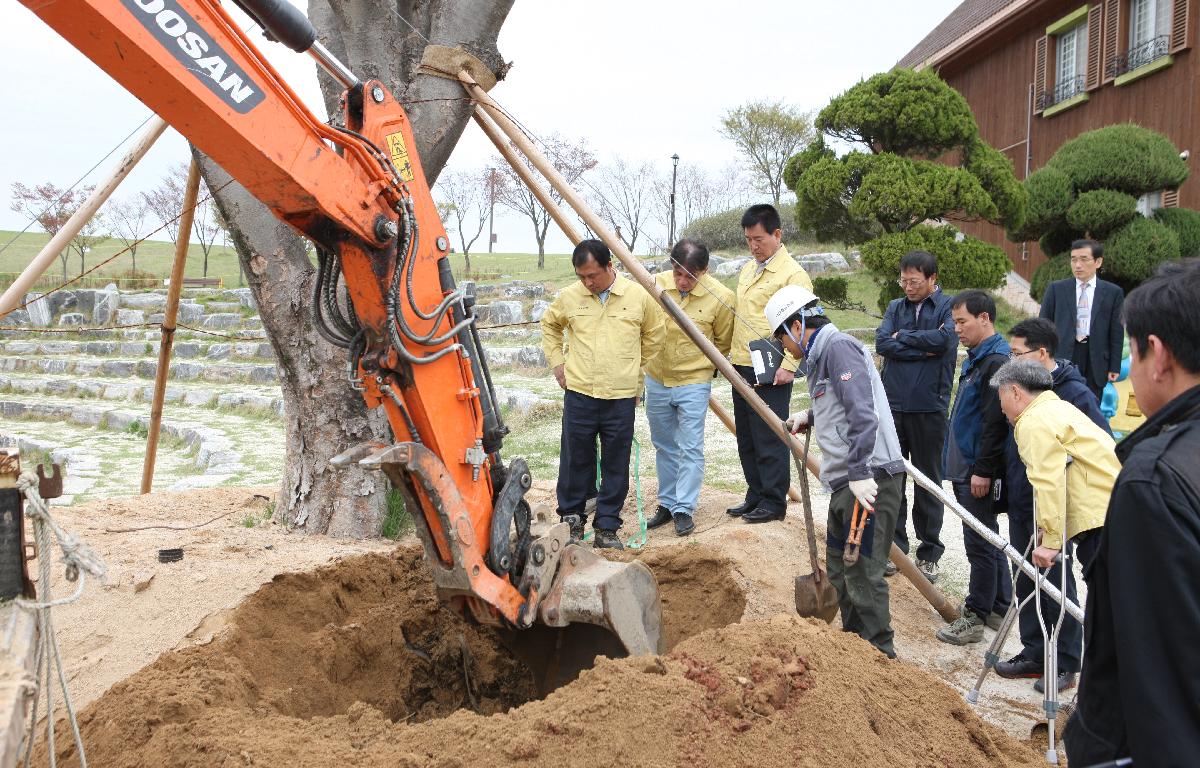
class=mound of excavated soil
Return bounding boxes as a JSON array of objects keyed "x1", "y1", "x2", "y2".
[{"x1": 40, "y1": 544, "x2": 1041, "y2": 768}]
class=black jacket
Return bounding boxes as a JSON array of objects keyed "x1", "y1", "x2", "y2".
[
  {"x1": 1064, "y1": 383, "x2": 1200, "y2": 767},
  {"x1": 1005, "y1": 361, "x2": 1110, "y2": 522},
  {"x1": 1040, "y1": 277, "x2": 1125, "y2": 390},
  {"x1": 875, "y1": 289, "x2": 957, "y2": 413}
]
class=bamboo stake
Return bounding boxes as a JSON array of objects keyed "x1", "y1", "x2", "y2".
[
  {"x1": 140, "y1": 158, "x2": 201, "y2": 494},
  {"x1": 0, "y1": 117, "x2": 169, "y2": 317}
]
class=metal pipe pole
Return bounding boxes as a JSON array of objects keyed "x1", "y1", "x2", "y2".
[
  {"x1": 668, "y1": 153, "x2": 679, "y2": 248},
  {"x1": 140, "y1": 158, "x2": 201, "y2": 494},
  {"x1": 0, "y1": 116, "x2": 168, "y2": 317},
  {"x1": 488, "y1": 168, "x2": 496, "y2": 254}
]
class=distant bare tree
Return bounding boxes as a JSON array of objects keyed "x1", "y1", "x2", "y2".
[
  {"x1": 494, "y1": 134, "x2": 595, "y2": 267},
  {"x1": 141, "y1": 164, "x2": 188, "y2": 245},
  {"x1": 653, "y1": 164, "x2": 729, "y2": 238},
  {"x1": 192, "y1": 195, "x2": 223, "y2": 277},
  {"x1": 104, "y1": 195, "x2": 151, "y2": 272},
  {"x1": 435, "y1": 168, "x2": 495, "y2": 271},
  {"x1": 68, "y1": 215, "x2": 108, "y2": 278},
  {"x1": 592, "y1": 157, "x2": 654, "y2": 254},
  {"x1": 9, "y1": 181, "x2": 93, "y2": 283}
]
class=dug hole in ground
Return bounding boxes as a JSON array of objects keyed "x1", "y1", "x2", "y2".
[{"x1": 30, "y1": 481, "x2": 1052, "y2": 768}]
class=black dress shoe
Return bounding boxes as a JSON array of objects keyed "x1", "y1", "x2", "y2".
[
  {"x1": 742, "y1": 507, "x2": 785, "y2": 524},
  {"x1": 726, "y1": 501, "x2": 756, "y2": 517},
  {"x1": 647, "y1": 505, "x2": 673, "y2": 529},
  {"x1": 593, "y1": 529, "x2": 624, "y2": 550},
  {"x1": 673, "y1": 512, "x2": 695, "y2": 536},
  {"x1": 995, "y1": 654, "x2": 1043, "y2": 679}
]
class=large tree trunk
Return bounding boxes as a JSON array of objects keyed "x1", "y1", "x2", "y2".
[{"x1": 198, "y1": 1, "x2": 513, "y2": 536}]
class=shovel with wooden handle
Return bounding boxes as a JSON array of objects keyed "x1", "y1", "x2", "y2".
[{"x1": 791, "y1": 428, "x2": 840, "y2": 623}]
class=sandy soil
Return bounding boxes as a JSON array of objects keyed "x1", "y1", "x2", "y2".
[{"x1": 26, "y1": 480, "x2": 1056, "y2": 765}]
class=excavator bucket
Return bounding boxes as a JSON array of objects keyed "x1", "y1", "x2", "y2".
[{"x1": 506, "y1": 537, "x2": 663, "y2": 693}]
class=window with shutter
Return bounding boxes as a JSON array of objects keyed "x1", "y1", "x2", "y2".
[
  {"x1": 1087, "y1": 5, "x2": 1104, "y2": 88},
  {"x1": 1102, "y1": 0, "x2": 1123, "y2": 83},
  {"x1": 1034, "y1": 35, "x2": 1048, "y2": 113},
  {"x1": 1170, "y1": 0, "x2": 1190, "y2": 52},
  {"x1": 1163, "y1": 188, "x2": 1180, "y2": 208}
]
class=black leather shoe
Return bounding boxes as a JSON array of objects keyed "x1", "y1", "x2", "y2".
[
  {"x1": 995, "y1": 654, "x2": 1043, "y2": 680},
  {"x1": 647, "y1": 505, "x2": 673, "y2": 529},
  {"x1": 593, "y1": 529, "x2": 624, "y2": 550},
  {"x1": 742, "y1": 507, "x2": 785, "y2": 524},
  {"x1": 726, "y1": 501, "x2": 756, "y2": 517},
  {"x1": 673, "y1": 512, "x2": 695, "y2": 536}
]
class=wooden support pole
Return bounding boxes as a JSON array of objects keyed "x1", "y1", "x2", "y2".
[
  {"x1": 141, "y1": 157, "x2": 201, "y2": 494},
  {"x1": 472, "y1": 111, "x2": 583, "y2": 245},
  {"x1": 463, "y1": 72, "x2": 961, "y2": 621},
  {"x1": 0, "y1": 116, "x2": 168, "y2": 317}
]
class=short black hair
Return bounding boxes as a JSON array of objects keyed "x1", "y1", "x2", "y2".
[
  {"x1": 899, "y1": 250, "x2": 938, "y2": 278},
  {"x1": 1125, "y1": 257, "x2": 1200, "y2": 373},
  {"x1": 1071, "y1": 239, "x2": 1104, "y2": 260},
  {"x1": 1009, "y1": 317, "x2": 1059, "y2": 357},
  {"x1": 740, "y1": 204, "x2": 782, "y2": 235},
  {"x1": 572, "y1": 239, "x2": 611, "y2": 268},
  {"x1": 950, "y1": 290, "x2": 996, "y2": 322},
  {"x1": 670, "y1": 238, "x2": 710, "y2": 273}
]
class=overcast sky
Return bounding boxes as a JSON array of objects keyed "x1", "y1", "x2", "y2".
[{"x1": 0, "y1": 0, "x2": 959, "y2": 255}]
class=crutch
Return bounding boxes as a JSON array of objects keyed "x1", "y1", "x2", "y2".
[
  {"x1": 1033, "y1": 479, "x2": 1072, "y2": 765},
  {"x1": 967, "y1": 529, "x2": 1039, "y2": 704}
]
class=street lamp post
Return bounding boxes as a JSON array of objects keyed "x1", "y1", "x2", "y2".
[
  {"x1": 668, "y1": 153, "x2": 679, "y2": 249},
  {"x1": 487, "y1": 168, "x2": 497, "y2": 254}
]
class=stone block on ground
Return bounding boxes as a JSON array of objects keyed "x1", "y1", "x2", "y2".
[
  {"x1": 116, "y1": 309, "x2": 146, "y2": 326},
  {"x1": 201, "y1": 313, "x2": 241, "y2": 329},
  {"x1": 120, "y1": 293, "x2": 166, "y2": 310},
  {"x1": 93, "y1": 286, "x2": 119, "y2": 325},
  {"x1": 529, "y1": 300, "x2": 550, "y2": 323},
  {"x1": 73, "y1": 290, "x2": 97, "y2": 318},
  {"x1": 148, "y1": 313, "x2": 165, "y2": 325},
  {"x1": 135, "y1": 360, "x2": 158, "y2": 378},
  {"x1": 205, "y1": 301, "x2": 242, "y2": 313},
  {"x1": 37, "y1": 341, "x2": 74, "y2": 355},
  {"x1": 1, "y1": 310, "x2": 30, "y2": 326},
  {"x1": 99, "y1": 360, "x2": 135, "y2": 377},
  {"x1": 177, "y1": 303, "x2": 203, "y2": 325},
  {"x1": 58, "y1": 313, "x2": 86, "y2": 326},
  {"x1": 5, "y1": 342, "x2": 37, "y2": 355},
  {"x1": 23, "y1": 294, "x2": 51, "y2": 327},
  {"x1": 517, "y1": 346, "x2": 547, "y2": 367},
  {"x1": 474, "y1": 300, "x2": 524, "y2": 326},
  {"x1": 206, "y1": 343, "x2": 232, "y2": 360},
  {"x1": 221, "y1": 288, "x2": 256, "y2": 309},
  {"x1": 183, "y1": 389, "x2": 216, "y2": 406},
  {"x1": 83, "y1": 341, "x2": 117, "y2": 355},
  {"x1": 119, "y1": 342, "x2": 148, "y2": 356},
  {"x1": 712, "y1": 258, "x2": 749, "y2": 278},
  {"x1": 47, "y1": 291, "x2": 77, "y2": 316},
  {"x1": 174, "y1": 342, "x2": 202, "y2": 358},
  {"x1": 242, "y1": 317, "x2": 263, "y2": 330},
  {"x1": 796, "y1": 252, "x2": 849, "y2": 274}
]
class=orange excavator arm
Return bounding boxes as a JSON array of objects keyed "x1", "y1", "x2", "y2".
[{"x1": 22, "y1": 0, "x2": 660, "y2": 660}]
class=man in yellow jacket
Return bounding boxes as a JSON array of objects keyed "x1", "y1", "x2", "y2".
[
  {"x1": 726, "y1": 204, "x2": 814, "y2": 524},
  {"x1": 993, "y1": 359, "x2": 1120, "y2": 576},
  {"x1": 541, "y1": 239, "x2": 665, "y2": 549},
  {"x1": 644, "y1": 239, "x2": 734, "y2": 536}
]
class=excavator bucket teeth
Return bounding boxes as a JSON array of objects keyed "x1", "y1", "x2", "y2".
[{"x1": 509, "y1": 543, "x2": 662, "y2": 692}]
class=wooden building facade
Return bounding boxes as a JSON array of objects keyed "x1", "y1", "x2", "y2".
[{"x1": 900, "y1": 0, "x2": 1195, "y2": 281}]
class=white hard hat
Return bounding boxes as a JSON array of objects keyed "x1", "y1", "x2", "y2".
[{"x1": 765, "y1": 284, "x2": 821, "y2": 334}]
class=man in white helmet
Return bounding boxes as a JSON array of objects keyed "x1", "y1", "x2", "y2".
[{"x1": 766, "y1": 284, "x2": 906, "y2": 657}]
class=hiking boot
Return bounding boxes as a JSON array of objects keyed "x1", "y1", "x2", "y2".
[
  {"x1": 742, "y1": 506, "x2": 785, "y2": 524},
  {"x1": 562, "y1": 514, "x2": 585, "y2": 542},
  {"x1": 995, "y1": 654, "x2": 1043, "y2": 680},
  {"x1": 884, "y1": 560, "x2": 898, "y2": 577},
  {"x1": 593, "y1": 529, "x2": 624, "y2": 550},
  {"x1": 936, "y1": 609, "x2": 985, "y2": 646},
  {"x1": 1034, "y1": 671, "x2": 1077, "y2": 694},
  {"x1": 673, "y1": 512, "x2": 695, "y2": 537},
  {"x1": 986, "y1": 611, "x2": 1006, "y2": 631},
  {"x1": 647, "y1": 505, "x2": 673, "y2": 529},
  {"x1": 916, "y1": 559, "x2": 940, "y2": 583}
]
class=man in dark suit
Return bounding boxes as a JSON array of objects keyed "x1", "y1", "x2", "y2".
[{"x1": 1039, "y1": 239, "x2": 1125, "y2": 401}]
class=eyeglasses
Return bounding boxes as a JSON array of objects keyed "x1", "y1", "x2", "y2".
[
  {"x1": 1069, "y1": 255, "x2": 1095, "y2": 264},
  {"x1": 1010, "y1": 349, "x2": 1038, "y2": 358},
  {"x1": 897, "y1": 278, "x2": 929, "y2": 288}
]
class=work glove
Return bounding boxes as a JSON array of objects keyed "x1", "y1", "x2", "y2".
[
  {"x1": 848, "y1": 477, "x2": 878, "y2": 510},
  {"x1": 784, "y1": 410, "x2": 811, "y2": 434}
]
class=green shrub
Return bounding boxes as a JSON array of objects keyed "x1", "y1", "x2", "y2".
[
  {"x1": 1154, "y1": 207, "x2": 1200, "y2": 258},
  {"x1": 1038, "y1": 228, "x2": 1077, "y2": 262},
  {"x1": 382, "y1": 486, "x2": 413, "y2": 540},
  {"x1": 1017, "y1": 166, "x2": 1075, "y2": 239},
  {"x1": 812, "y1": 275, "x2": 848, "y2": 303},
  {"x1": 1048, "y1": 124, "x2": 1189, "y2": 195},
  {"x1": 1066, "y1": 189, "x2": 1138, "y2": 237},
  {"x1": 860, "y1": 225, "x2": 1010, "y2": 310},
  {"x1": 681, "y1": 203, "x2": 810, "y2": 252},
  {"x1": 1104, "y1": 216, "x2": 1181, "y2": 289},
  {"x1": 1030, "y1": 254, "x2": 1073, "y2": 301},
  {"x1": 965, "y1": 138, "x2": 1028, "y2": 227}
]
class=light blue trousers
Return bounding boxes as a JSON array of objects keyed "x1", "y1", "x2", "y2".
[{"x1": 645, "y1": 375, "x2": 711, "y2": 518}]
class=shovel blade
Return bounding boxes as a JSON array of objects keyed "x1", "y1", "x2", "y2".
[{"x1": 795, "y1": 570, "x2": 839, "y2": 623}]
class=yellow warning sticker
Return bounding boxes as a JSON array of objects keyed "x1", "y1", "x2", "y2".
[{"x1": 385, "y1": 132, "x2": 415, "y2": 182}]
